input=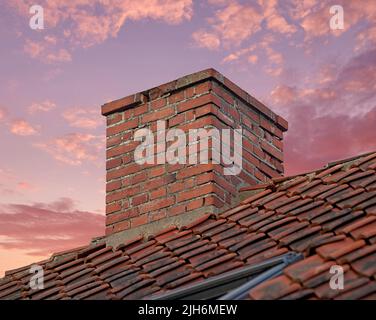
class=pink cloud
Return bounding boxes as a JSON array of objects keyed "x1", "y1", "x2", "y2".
[
  {"x1": 62, "y1": 107, "x2": 104, "y2": 129},
  {"x1": 10, "y1": 119, "x2": 39, "y2": 136},
  {"x1": 28, "y1": 100, "x2": 56, "y2": 114},
  {"x1": 268, "y1": 47, "x2": 376, "y2": 175},
  {"x1": 0, "y1": 198, "x2": 104, "y2": 259},
  {"x1": 0, "y1": 106, "x2": 8, "y2": 121},
  {"x1": 34, "y1": 133, "x2": 104, "y2": 166},
  {"x1": 259, "y1": 0, "x2": 296, "y2": 34},
  {"x1": 10, "y1": 0, "x2": 194, "y2": 61},
  {"x1": 192, "y1": 30, "x2": 220, "y2": 49},
  {"x1": 284, "y1": 106, "x2": 376, "y2": 175},
  {"x1": 356, "y1": 25, "x2": 376, "y2": 51},
  {"x1": 248, "y1": 54, "x2": 258, "y2": 64},
  {"x1": 212, "y1": 1, "x2": 262, "y2": 46},
  {"x1": 17, "y1": 182, "x2": 35, "y2": 191},
  {"x1": 24, "y1": 39, "x2": 72, "y2": 64},
  {"x1": 271, "y1": 85, "x2": 297, "y2": 105}
]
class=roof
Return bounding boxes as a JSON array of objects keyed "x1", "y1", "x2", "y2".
[{"x1": 1, "y1": 151, "x2": 375, "y2": 300}]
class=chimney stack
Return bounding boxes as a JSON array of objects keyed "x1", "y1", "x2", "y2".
[{"x1": 101, "y1": 69, "x2": 288, "y2": 244}]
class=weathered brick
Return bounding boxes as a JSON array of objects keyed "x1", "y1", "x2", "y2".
[
  {"x1": 176, "y1": 184, "x2": 215, "y2": 202},
  {"x1": 106, "y1": 202, "x2": 121, "y2": 214},
  {"x1": 139, "y1": 197, "x2": 175, "y2": 214},
  {"x1": 141, "y1": 106, "x2": 175, "y2": 124},
  {"x1": 177, "y1": 94, "x2": 212, "y2": 113},
  {"x1": 150, "y1": 188, "x2": 167, "y2": 200},
  {"x1": 131, "y1": 214, "x2": 149, "y2": 228},
  {"x1": 132, "y1": 193, "x2": 148, "y2": 206},
  {"x1": 106, "y1": 180, "x2": 122, "y2": 192},
  {"x1": 107, "y1": 118, "x2": 139, "y2": 137}
]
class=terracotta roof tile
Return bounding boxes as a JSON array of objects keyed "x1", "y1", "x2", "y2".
[{"x1": 1, "y1": 151, "x2": 376, "y2": 300}]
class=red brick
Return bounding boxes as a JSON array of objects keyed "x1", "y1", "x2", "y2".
[
  {"x1": 112, "y1": 220, "x2": 131, "y2": 234},
  {"x1": 150, "y1": 98, "x2": 167, "y2": 110},
  {"x1": 176, "y1": 94, "x2": 212, "y2": 113},
  {"x1": 176, "y1": 164, "x2": 219, "y2": 180},
  {"x1": 168, "y1": 178, "x2": 195, "y2": 193},
  {"x1": 150, "y1": 188, "x2": 167, "y2": 200},
  {"x1": 130, "y1": 171, "x2": 147, "y2": 185},
  {"x1": 204, "y1": 195, "x2": 225, "y2": 208},
  {"x1": 149, "y1": 210, "x2": 167, "y2": 222},
  {"x1": 106, "y1": 180, "x2": 121, "y2": 192},
  {"x1": 107, "y1": 113, "x2": 122, "y2": 126},
  {"x1": 106, "y1": 185, "x2": 141, "y2": 203},
  {"x1": 139, "y1": 197, "x2": 175, "y2": 214},
  {"x1": 195, "y1": 81, "x2": 212, "y2": 95},
  {"x1": 133, "y1": 103, "x2": 148, "y2": 116},
  {"x1": 186, "y1": 198, "x2": 204, "y2": 211},
  {"x1": 102, "y1": 92, "x2": 144, "y2": 116},
  {"x1": 107, "y1": 135, "x2": 122, "y2": 148},
  {"x1": 106, "y1": 158, "x2": 122, "y2": 170},
  {"x1": 141, "y1": 106, "x2": 175, "y2": 124},
  {"x1": 196, "y1": 172, "x2": 214, "y2": 185},
  {"x1": 143, "y1": 174, "x2": 176, "y2": 191},
  {"x1": 132, "y1": 193, "x2": 148, "y2": 206},
  {"x1": 169, "y1": 113, "x2": 186, "y2": 127},
  {"x1": 107, "y1": 118, "x2": 139, "y2": 137},
  {"x1": 169, "y1": 204, "x2": 186, "y2": 216},
  {"x1": 107, "y1": 163, "x2": 140, "y2": 180},
  {"x1": 176, "y1": 183, "x2": 215, "y2": 202},
  {"x1": 260, "y1": 140, "x2": 283, "y2": 161},
  {"x1": 168, "y1": 91, "x2": 185, "y2": 104},
  {"x1": 131, "y1": 214, "x2": 149, "y2": 227},
  {"x1": 148, "y1": 166, "x2": 166, "y2": 178},
  {"x1": 212, "y1": 85, "x2": 234, "y2": 105},
  {"x1": 106, "y1": 202, "x2": 121, "y2": 214},
  {"x1": 106, "y1": 141, "x2": 138, "y2": 158}
]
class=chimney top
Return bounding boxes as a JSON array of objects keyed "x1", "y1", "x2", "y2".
[{"x1": 102, "y1": 68, "x2": 288, "y2": 132}]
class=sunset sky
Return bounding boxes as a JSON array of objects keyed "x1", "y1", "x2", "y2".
[{"x1": 0, "y1": 0, "x2": 375, "y2": 276}]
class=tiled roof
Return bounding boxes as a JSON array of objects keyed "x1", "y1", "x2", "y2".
[{"x1": 1, "y1": 151, "x2": 376, "y2": 300}]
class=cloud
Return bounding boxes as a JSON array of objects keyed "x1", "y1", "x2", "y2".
[
  {"x1": 10, "y1": 0, "x2": 193, "y2": 62},
  {"x1": 10, "y1": 119, "x2": 39, "y2": 136},
  {"x1": 62, "y1": 107, "x2": 104, "y2": 129},
  {"x1": 28, "y1": 100, "x2": 56, "y2": 114},
  {"x1": 0, "y1": 198, "x2": 104, "y2": 258},
  {"x1": 193, "y1": 1, "x2": 262, "y2": 49},
  {"x1": 271, "y1": 85, "x2": 297, "y2": 105},
  {"x1": 268, "y1": 47, "x2": 376, "y2": 175},
  {"x1": 291, "y1": 0, "x2": 376, "y2": 42},
  {"x1": 24, "y1": 39, "x2": 72, "y2": 64},
  {"x1": 259, "y1": 0, "x2": 296, "y2": 35},
  {"x1": 17, "y1": 182, "x2": 35, "y2": 191},
  {"x1": 0, "y1": 106, "x2": 8, "y2": 121},
  {"x1": 192, "y1": 30, "x2": 220, "y2": 49},
  {"x1": 193, "y1": 0, "x2": 297, "y2": 51},
  {"x1": 356, "y1": 25, "x2": 376, "y2": 52},
  {"x1": 284, "y1": 106, "x2": 376, "y2": 175},
  {"x1": 34, "y1": 133, "x2": 104, "y2": 166},
  {"x1": 248, "y1": 54, "x2": 258, "y2": 64}
]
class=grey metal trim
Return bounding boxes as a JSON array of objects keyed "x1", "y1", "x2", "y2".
[
  {"x1": 149, "y1": 252, "x2": 302, "y2": 300},
  {"x1": 219, "y1": 252, "x2": 302, "y2": 300}
]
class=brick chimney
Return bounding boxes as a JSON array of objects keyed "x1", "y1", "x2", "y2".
[{"x1": 101, "y1": 68, "x2": 288, "y2": 244}]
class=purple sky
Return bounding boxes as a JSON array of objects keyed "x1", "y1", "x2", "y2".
[{"x1": 0, "y1": 0, "x2": 375, "y2": 275}]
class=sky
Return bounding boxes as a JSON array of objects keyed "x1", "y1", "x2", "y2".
[{"x1": 0, "y1": 0, "x2": 375, "y2": 276}]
